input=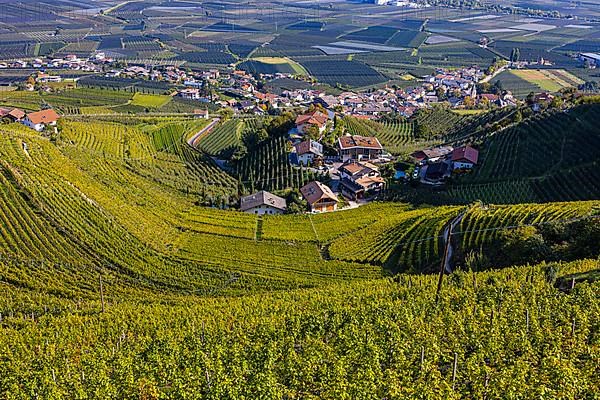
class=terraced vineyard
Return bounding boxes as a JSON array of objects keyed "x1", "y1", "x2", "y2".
[
  {"x1": 0, "y1": 115, "x2": 599, "y2": 397},
  {"x1": 196, "y1": 118, "x2": 245, "y2": 158},
  {"x1": 234, "y1": 134, "x2": 315, "y2": 192},
  {"x1": 344, "y1": 116, "x2": 427, "y2": 154},
  {"x1": 457, "y1": 201, "x2": 598, "y2": 252},
  {"x1": 451, "y1": 103, "x2": 600, "y2": 204},
  {"x1": 2, "y1": 253, "x2": 599, "y2": 397},
  {"x1": 329, "y1": 206, "x2": 463, "y2": 273}
]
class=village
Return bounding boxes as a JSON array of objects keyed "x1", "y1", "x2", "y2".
[
  {"x1": 2, "y1": 49, "x2": 591, "y2": 215},
  {"x1": 0, "y1": 51, "x2": 525, "y2": 116},
  {"x1": 5, "y1": 47, "x2": 598, "y2": 116},
  {"x1": 237, "y1": 107, "x2": 482, "y2": 215}
]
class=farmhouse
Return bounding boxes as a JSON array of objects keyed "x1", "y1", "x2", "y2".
[
  {"x1": 300, "y1": 181, "x2": 338, "y2": 213},
  {"x1": 295, "y1": 110, "x2": 329, "y2": 135},
  {"x1": 23, "y1": 109, "x2": 60, "y2": 132},
  {"x1": 290, "y1": 139, "x2": 323, "y2": 166},
  {"x1": 6, "y1": 108, "x2": 25, "y2": 122},
  {"x1": 338, "y1": 135, "x2": 383, "y2": 162},
  {"x1": 338, "y1": 161, "x2": 385, "y2": 200},
  {"x1": 452, "y1": 146, "x2": 479, "y2": 169},
  {"x1": 240, "y1": 191, "x2": 287, "y2": 215},
  {"x1": 411, "y1": 146, "x2": 454, "y2": 163},
  {"x1": 338, "y1": 161, "x2": 379, "y2": 181},
  {"x1": 179, "y1": 88, "x2": 201, "y2": 100}
]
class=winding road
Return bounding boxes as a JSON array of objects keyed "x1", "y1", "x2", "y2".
[
  {"x1": 187, "y1": 118, "x2": 220, "y2": 148},
  {"x1": 443, "y1": 211, "x2": 466, "y2": 273}
]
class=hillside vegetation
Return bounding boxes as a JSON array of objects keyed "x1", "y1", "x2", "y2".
[
  {"x1": 447, "y1": 103, "x2": 600, "y2": 204},
  {"x1": 0, "y1": 118, "x2": 598, "y2": 397},
  {"x1": 1, "y1": 258, "x2": 598, "y2": 398}
]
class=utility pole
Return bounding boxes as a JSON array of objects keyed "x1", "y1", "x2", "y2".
[
  {"x1": 435, "y1": 222, "x2": 452, "y2": 301},
  {"x1": 99, "y1": 274, "x2": 105, "y2": 313}
]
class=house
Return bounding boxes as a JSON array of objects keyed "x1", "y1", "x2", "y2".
[
  {"x1": 295, "y1": 110, "x2": 329, "y2": 135},
  {"x1": 7, "y1": 108, "x2": 25, "y2": 122},
  {"x1": 23, "y1": 109, "x2": 60, "y2": 131},
  {"x1": 179, "y1": 88, "x2": 201, "y2": 100},
  {"x1": 338, "y1": 161, "x2": 385, "y2": 199},
  {"x1": 424, "y1": 161, "x2": 451, "y2": 181},
  {"x1": 338, "y1": 161, "x2": 379, "y2": 181},
  {"x1": 300, "y1": 181, "x2": 338, "y2": 213},
  {"x1": 411, "y1": 146, "x2": 454, "y2": 163},
  {"x1": 240, "y1": 191, "x2": 287, "y2": 215},
  {"x1": 290, "y1": 139, "x2": 323, "y2": 166},
  {"x1": 193, "y1": 109, "x2": 210, "y2": 119},
  {"x1": 452, "y1": 146, "x2": 479, "y2": 169},
  {"x1": 338, "y1": 135, "x2": 384, "y2": 162}
]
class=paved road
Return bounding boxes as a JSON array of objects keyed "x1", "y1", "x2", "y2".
[
  {"x1": 443, "y1": 211, "x2": 466, "y2": 273},
  {"x1": 187, "y1": 118, "x2": 220, "y2": 148}
]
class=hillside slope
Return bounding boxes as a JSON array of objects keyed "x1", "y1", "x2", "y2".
[
  {"x1": 449, "y1": 103, "x2": 600, "y2": 204},
  {"x1": 1, "y1": 259, "x2": 598, "y2": 397}
]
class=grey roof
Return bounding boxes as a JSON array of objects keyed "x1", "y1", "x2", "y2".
[{"x1": 240, "y1": 191, "x2": 287, "y2": 212}]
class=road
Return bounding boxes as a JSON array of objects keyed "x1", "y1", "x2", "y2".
[
  {"x1": 443, "y1": 211, "x2": 466, "y2": 273},
  {"x1": 187, "y1": 118, "x2": 220, "y2": 148}
]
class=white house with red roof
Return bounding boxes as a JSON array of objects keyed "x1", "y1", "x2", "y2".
[{"x1": 23, "y1": 109, "x2": 61, "y2": 132}]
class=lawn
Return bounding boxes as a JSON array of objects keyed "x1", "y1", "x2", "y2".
[
  {"x1": 452, "y1": 109, "x2": 487, "y2": 115},
  {"x1": 250, "y1": 57, "x2": 308, "y2": 75},
  {"x1": 509, "y1": 69, "x2": 579, "y2": 92},
  {"x1": 131, "y1": 93, "x2": 173, "y2": 108}
]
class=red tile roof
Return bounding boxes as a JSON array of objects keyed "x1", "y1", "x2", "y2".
[
  {"x1": 452, "y1": 146, "x2": 479, "y2": 164},
  {"x1": 295, "y1": 110, "x2": 328, "y2": 127},
  {"x1": 8, "y1": 108, "x2": 25, "y2": 120},
  {"x1": 300, "y1": 181, "x2": 337, "y2": 205},
  {"x1": 338, "y1": 135, "x2": 383, "y2": 150},
  {"x1": 26, "y1": 109, "x2": 60, "y2": 125}
]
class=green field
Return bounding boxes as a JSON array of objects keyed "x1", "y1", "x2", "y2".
[
  {"x1": 453, "y1": 103, "x2": 600, "y2": 203},
  {"x1": 0, "y1": 114, "x2": 598, "y2": 397},
  {"x1": 130, "y1": 93, "x2": 173, "y2": 108}
]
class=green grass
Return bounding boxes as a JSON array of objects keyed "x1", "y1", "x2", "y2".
[{"x1": 130, "y1": 93, "x2": 173, "y2": 108}]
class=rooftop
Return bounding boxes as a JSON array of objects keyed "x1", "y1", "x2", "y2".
[
  {"x1": 26, "y1": 109, "x2": 60, "y2": 125},
  {"x1": 338, "y1": 135, "x2": 383, "y2": 150},
  {"x1": 300, "y1": 181, "x2": 337, "y2": 205},
  {"x1": 240, "y1": 191, "x2": 287, "y2": 212}
]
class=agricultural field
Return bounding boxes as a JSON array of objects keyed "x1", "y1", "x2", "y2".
[
  {"x1": 451, "y1": 103, "x2": 600, "y2": 203},
  {"x1": 344, "y1": 116, "x2": 419, "y2": 155},
  {"x1": 301, "y1": 60, "x2": 388, "y2": 89},
  {"x1": 196, "y1": 118, "x2": 245, "y2": 158},
  {"x1": 40, "y1": 88, "x2": 133, "y2": 114},
  {"x1": 0, "y1": 2, "x2": 599, "y2": 397},
  {"x1": 237, "y1": 58, "x2": 299, "y2": 75},
  {"x1": 493, "y1": 70, "x2": 541, "y2": 98},
  {"x1": 177, "y1": 51, "x2": 237, "y2": 65},
  {"x1": 507, "y1": 69, "x2": 584, "y2": 93},
  {"x1": 130, "y1": 93, "x2": 173, "y2": 109}
]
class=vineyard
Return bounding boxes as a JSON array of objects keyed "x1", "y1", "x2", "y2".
[
  {"x1": 234, "y1": 134, "x2": 318, "y2": 192},
  {"x1": 451, "y1": 103, "x2": 600, "y2": 204},
  {"x1": 196, "y1": 118, "x2": 245, "y2": 158},
  {"x1": 343, "y1": 116, "x2": 423, "y2": 154},
  {"x1": 0, "y1": 256, "x2": 598, "y2": 397},
  {"x1": 0, "y1": 114, "x2": 599, "y2": 397}
]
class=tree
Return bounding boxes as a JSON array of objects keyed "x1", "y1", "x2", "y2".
[
  {"x1": 463, "y1": 96, "x2": 474, "y2": 108},
  {"x1": 498, "y1": 226, "x2": 550, "y2": 266},
  {"x1": 304, "y1": 124, "x2": 320, "y2": 140},
  {"x1": 435, "y1": 87, "x2": 446, "y2": 100}
]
